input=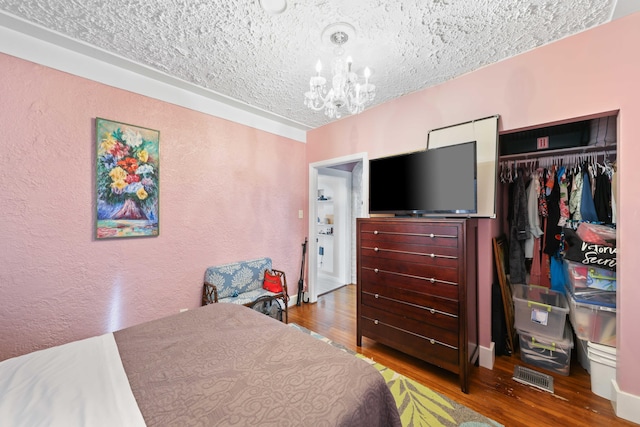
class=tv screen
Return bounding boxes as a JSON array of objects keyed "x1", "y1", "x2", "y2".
[{"x1": 369, "y1": 141, "x2": 477, "y2": 216}]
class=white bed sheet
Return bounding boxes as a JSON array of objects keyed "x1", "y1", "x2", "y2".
[{"x1": 0, "y1": 333, "x2": 146, "y2": 427}]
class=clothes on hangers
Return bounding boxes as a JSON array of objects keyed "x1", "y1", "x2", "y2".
[
  {"x1": 529, "y1": 237, "x2": 542, "y2": 286},
  {"x1": 539, "y1": 218, "x2": 551, "y2": 288},
  {"x1": 611, "y1": 163, "x2": 617, "y2": 224},
  {"x1": 538, "y1": 169, "x2": 548, "y2": 218},
  {"x1": 557, "y1": 166, "x2": 570, "y2": 227},
  {"x1": 524, "y1": 169, "x2": 543, "y2": 259},
  {"x1": 509, "y1": 171, "x2": 529, "y2": 284},
  {"x1": 500, "y1": 147, "x2": 616, "y2": 287},
  {"x1": 544, "y1": 169, "x2": 562, "y2": 255},
  {"x1": 580, "y1": 166, "x2": 599, "y2": 222},
  {"x1": 594, "y1": 170, "x2": 612, "y2": 223},
  {"x1": 569, "y1": 169, "x2": 583, "y2": 221}
]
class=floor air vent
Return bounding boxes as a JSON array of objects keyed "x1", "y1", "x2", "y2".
[{"x1": 513, "y1": 365, "x2": 554, "y2": 393}]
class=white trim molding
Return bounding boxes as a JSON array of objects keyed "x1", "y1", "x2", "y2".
[
  {"x1": 308, "y1": 152, "x2": 369, "y2": 304},
  {"x1": 0, "y1": 12, "x2": 307, "y2": 143},
  {"x1": 479, "y1": 343, "x2": 495, "y2": 370},
  {"x1": 612, "y1": 380, "x2": 640, "y2": 424}
]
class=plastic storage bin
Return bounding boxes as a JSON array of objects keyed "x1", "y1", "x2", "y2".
[
  {"x1": 565, "y1": 259, "x2": 588, "y2": 291},
  {"x1": 567, "y1": 292, "x2": 616, "y2": 347},
  {"x1": 576, "y1": 337, "x2": 590, "y2": 373},
  {"x1": 518, "y1": 324, "x2": 574, "y2": 376},
  {"x1": 588, "y1": 341, "x2": 617, "y2": 400},
  {"x1": 513, "y1": 284, "x2": 569, "y2": 339},
  {"x1": 565, "y1": 259, "x2": 616, "y2": 292}
]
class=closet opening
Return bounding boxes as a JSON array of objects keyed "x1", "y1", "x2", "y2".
[
  {"x1": 498, "y1": 110, "x2": 618, "y2": 240},
  {"x1": 494, "y1": 110, "x2": 618, "y2": 364}
]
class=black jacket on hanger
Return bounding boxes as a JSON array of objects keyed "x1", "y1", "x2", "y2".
[
  {"x1": 544, "y1": 171, "x2": 562, "y2": 255},
  {"x1": 509, "y1": 171, "x2": 529, "y2": 284},
  {"x1": 594, "y1": 171, "x2": 612, "y2": 223}
]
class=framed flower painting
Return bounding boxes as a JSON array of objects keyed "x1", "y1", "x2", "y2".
[{"x1": 96, "y1": 118, "x2": 159, "y2": 239}]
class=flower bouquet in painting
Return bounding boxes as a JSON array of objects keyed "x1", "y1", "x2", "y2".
[{"x1": 96, "y1": 118, "x2": 159, "y2": 239}]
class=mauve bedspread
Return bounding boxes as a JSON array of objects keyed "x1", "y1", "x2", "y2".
[{"x1": 114, "y1": 303, "x2": 401, "y2": 427}]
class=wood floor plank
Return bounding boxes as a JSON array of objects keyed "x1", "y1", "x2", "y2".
[{"x1": 288, "y1": 285, "x2": 635, "y2": 427}]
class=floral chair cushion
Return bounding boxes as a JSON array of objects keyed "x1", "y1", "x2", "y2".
[{"x1": 204, "y1": 257, "x2": 272, "y2": 300}]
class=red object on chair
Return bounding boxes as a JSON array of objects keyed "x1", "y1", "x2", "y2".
[{"x1": 263, "y1": 270, "x2": 283, "y2": 293}]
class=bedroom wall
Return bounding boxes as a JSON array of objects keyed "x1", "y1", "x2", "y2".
[
  {"x1": 308, "y1": 11, "x2": 640, "y2": 402},
  {"x1": 0, "y1": 53, "x2": 307, "y2": 360}
]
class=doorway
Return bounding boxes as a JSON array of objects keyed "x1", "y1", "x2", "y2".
[{"x1": 307, "y1": 153, "x2": 368, "y2": 303}]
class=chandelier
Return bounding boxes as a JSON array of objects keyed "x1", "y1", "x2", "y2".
[{"x1": 304, "y1": 23, "x2": 376, "y2": 119}]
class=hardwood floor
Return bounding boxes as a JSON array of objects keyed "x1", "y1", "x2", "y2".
[{"x1": 288, "y1": 284, "x2": 635, "y2": 427}]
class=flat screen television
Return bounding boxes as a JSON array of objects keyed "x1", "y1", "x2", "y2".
[{"x1": 369, "y1": 141, "x2": 477, "y2": 216}]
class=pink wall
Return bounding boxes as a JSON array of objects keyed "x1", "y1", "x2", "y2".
[
  {"x1": 0, "y1": 54, "x2": 307, "y2": 360},
  {"x1": 308, "y1": 13, "x2": 640, "y2": 396}
]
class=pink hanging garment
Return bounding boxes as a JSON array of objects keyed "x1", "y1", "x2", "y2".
[
  {"x1": 529, "y1": 238, "x2": 542, "y2": 286},
  {"x1": 539, "y1": 217, "x2": 551, "y2": 288}
]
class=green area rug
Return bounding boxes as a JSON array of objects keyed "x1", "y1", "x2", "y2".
[{"x1": 289, "y1": 323, "x2": 502, "y2": 427}]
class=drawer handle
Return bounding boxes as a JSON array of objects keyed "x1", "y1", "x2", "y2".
[
  {"x1": 429, "y1": 233, "x2": 435, "y2": 238},
  {"x1": 374, "y1": 247, "x2": 379, "y2": 252},
  {"x1": 429, "y1": 339, "x2": 435, "y2": 345},
  {"x1": 374, "y1": 268, "x2": 379, "y2": 273},
  {"x1": 429, "y1": 308, "x2": 436, "y2": 314},
  {"x1": 373, "y1": 230, "x2": 379, "y2": 235},
  {"x1": 430, "y1": 253, "x2": 435, "y2": 258},
  {"x1": 374, "y1": 293, "x2": 379, "y2": 299},
  {"x1": 374, "y1": 319, "x2": 379, "y2": 325},
  {"x1": 429, "y1": 278, "x2": 435, "y2": 283}
]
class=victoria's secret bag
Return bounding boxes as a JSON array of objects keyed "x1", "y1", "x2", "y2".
[
  {"x1": 263, "y1": 270, "x2": 283, "y2": 293},
  {"x1": 564, "y1": 228, "x2": 616, "y2": 271}
]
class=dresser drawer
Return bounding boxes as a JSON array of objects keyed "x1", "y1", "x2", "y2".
[
  {"x1": 360, "y1": 231, "x2": 459, "y2": 249},
  {"x1": 361, "y1": 290, "x2": 458, "y2": 330},
  {"x1": 360, "y1": 316, "x2": 459, "y2": 374},
  {"x1": 361, "y1": 282, "x2": 459, "y2": 315},
  {"x1": 359, "y1": 244, "x2": 459, "y2": 269},
  {"x1": 361, "y1": 304, "x2": 458, "y2": 347},
  {"x1": 360, "y1": 255, "x2": 460, "y2": 285},
  {"x1": 360, "y1": 267, "x2": 460, "y2": 300},
  {"x1": 359, "y1": 220, "x2": 460, "y2": 239}
]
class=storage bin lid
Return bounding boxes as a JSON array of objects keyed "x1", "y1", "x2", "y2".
[
  {"x1": 513, "y1": 284, "x2": 569, "y2": 311},
  {"x1": 588, "y1": 340, "x2": 617, "y2": 357},
  {"x1": 518, "y1": 323, "x2": 574, "y2": 349},
  {"x1": 567, "y1": 290, "x2": 617, "y2": 312},
  {"x1": 571, "y1": 287, "x2": 616, "y2": 308}
]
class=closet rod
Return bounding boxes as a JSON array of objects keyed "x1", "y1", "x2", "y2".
[{"x1": 499, "y1": 144, "x2": 616, "y2": 161}]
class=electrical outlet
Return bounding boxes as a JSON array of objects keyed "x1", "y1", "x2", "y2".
[{"x1": 298, "y1": 209, "x2": 304, "y2": 219}]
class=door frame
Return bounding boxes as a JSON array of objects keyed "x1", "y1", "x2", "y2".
[{"x1": 307, "y1": 152, "x2": 369, "y2": 303}]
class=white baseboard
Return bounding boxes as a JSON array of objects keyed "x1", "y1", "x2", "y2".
[
  {"x1": 479, "y1": 342, "x2": 495, "y2": 370},
  {"x1": 288, "y1": 293, "x2": 310, "y2": 307},
  {"x1": 289, "y1": 294, "x2": 298, "y2": 307},
  {"x1": 612, "y1": 380, "x2": 640, "y2": 424}
]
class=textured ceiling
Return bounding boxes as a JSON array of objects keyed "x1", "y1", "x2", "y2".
[{"x1": 0, "y1": 0, "x2": 631, "y2": 131}]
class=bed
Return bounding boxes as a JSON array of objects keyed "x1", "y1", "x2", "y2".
[{"x1": 0, "y1": 303, "x2": 401, "y2": 426}]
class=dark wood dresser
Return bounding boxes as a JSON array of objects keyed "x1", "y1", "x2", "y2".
[{"x1": 356, "y1": 217, "x2": 478, "y2": 393}]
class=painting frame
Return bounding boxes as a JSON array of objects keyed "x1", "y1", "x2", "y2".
[{"x1": 95, "y1": 118, "x2": 160, "y2": 239}]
